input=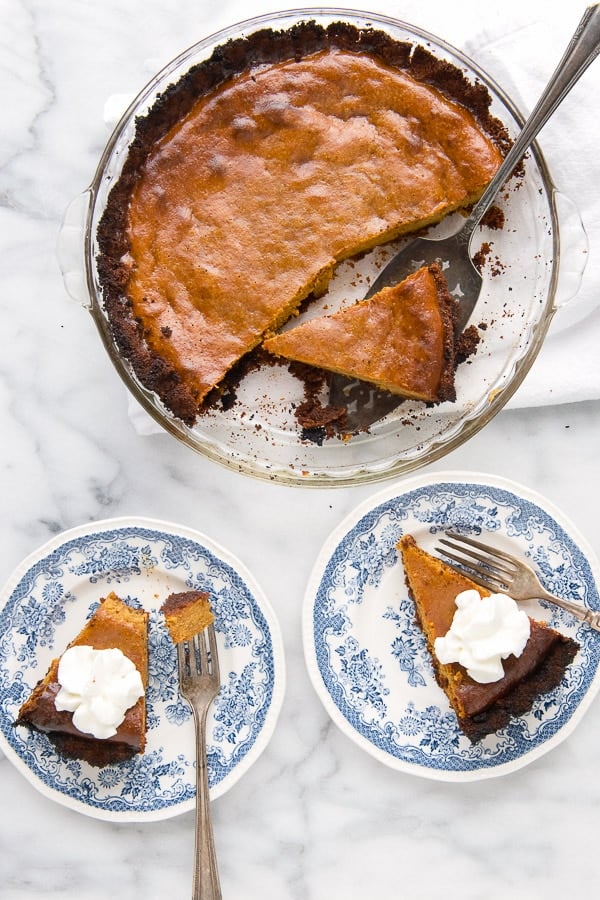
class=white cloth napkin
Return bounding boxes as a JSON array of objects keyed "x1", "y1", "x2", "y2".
[
  {"x1": 455, "y1": 4, "x2": 600, "y2": 409},
  {"x1": 104, "y1": 1, "x2": 599, "y2": 427}
]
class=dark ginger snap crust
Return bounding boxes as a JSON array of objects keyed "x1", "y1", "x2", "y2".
[
  {"x1": 41, "y1": 728, "x2": 143, "y2": 767},
  {"x1": 96, "y1": 20, "x2": 511, "y2": 425},
  {"x1": 429, "y1": 262, "x2": 459, "y2": 404},
  {"x1": 456, "y1": 633, "x2": 579, "y2": 742}
]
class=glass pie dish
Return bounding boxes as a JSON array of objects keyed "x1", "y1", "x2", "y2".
[{"x1": 58, "y1": 7, "x2": 587, "y2": 487}]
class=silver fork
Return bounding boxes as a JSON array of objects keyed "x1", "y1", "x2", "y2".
[
  {"x1": 437, "y1": 531, "x2": 600, "y2": 632},
  {"x1": 177, "y1": 624, "x2": 222, "y2": 900}
]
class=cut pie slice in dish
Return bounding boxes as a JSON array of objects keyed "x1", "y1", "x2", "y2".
[
  {"x1": 264, "y1": 264, "x2": 458, "y2": 403},
  {"x1": 398, "y1": 534, "x2": 580, "y2": 742}
]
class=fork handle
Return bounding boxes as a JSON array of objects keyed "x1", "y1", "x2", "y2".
[
  {"x1": 192, "y1": 708, "x2": 222, "y2": 900},
  {"x1": 462, "y1": 3, "x2": 600, "y2": 244},
  {"x1": 538, "y1": 588, "x2": 600, "y2": 632}
]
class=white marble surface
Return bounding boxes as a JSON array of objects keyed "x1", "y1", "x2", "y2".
[{"x1": 1, "y1": 1, "x2": 599, "y2": 897}]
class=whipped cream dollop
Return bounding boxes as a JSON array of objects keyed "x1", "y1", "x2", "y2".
[
  {"x1": 55, "y1": 646, "x2": 144, "y2": 739},
  {"x1": 434, "y1": 589, "x2": 531, "y2": 684}
]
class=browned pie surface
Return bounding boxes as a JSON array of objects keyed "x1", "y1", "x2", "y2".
[
  {"x1": 15, "y1": 592, "x2": 149, "y2": 766},
  {"x1": 122, "y1": 47, "x2": 503, "y2": 418},
  {"x1": 264, "y1": 264, "x2": 458, "y2": 402},
  {"x1": 399, "y1": 534, "x2": 488, "y2": 641},
  {"x1": 398, "y1": 534, "x2": 579, "y2": 741}
]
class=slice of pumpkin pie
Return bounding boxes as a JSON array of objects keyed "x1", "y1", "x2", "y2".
[
  {"x1": 398, "y1": 534, "x2": 579, "y2": 742},
  {"x1": 264, "y1": 265, "x2": 458, "y2": 403},
  {"x1": 15, "y1": 592, "x2": 148, "y2": 766}
]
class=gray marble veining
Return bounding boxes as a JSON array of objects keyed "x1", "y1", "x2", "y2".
[{"x1": 1, "y1": 1, "x2": 599, "y2": 897}]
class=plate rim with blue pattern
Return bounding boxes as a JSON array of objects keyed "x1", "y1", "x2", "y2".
[
  {"x1": 0, "y1": 516, "x2": 285, "y2": 820},
  {"x1": 303, "y1": 471, "x2": 600, "y2": 781}
]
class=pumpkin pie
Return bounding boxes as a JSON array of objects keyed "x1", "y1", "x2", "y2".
[
  {"x1": 97, "y1": 21, "x2": 508, "y2": 424},
  {"x1": 264, "y1": 264, "x2": 458, "y2": 403},
  {"x1": 398, "y1": 534, "x2": 579, "y2": 742},
  {"x1": 15, "y1": 592, "x2": 149, "y2": 767},
  {"x1": 161, "y1": 590, "x2": 214, "y2": 643}
]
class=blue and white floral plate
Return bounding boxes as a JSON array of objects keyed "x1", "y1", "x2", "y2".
[
  {"x1": 0, "y1": 517, "x2": 285, "y2": 820},
  {"x1": 303, "y1": 472, "x2": 600, "y2": 781}
]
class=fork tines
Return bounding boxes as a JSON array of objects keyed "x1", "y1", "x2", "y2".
[
  {"x1": 177, "y1": 623, "x2": 220, "y2": 683},
  {"x1": 437, "y1": 531, "x2": 514, "y2": 593}
]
